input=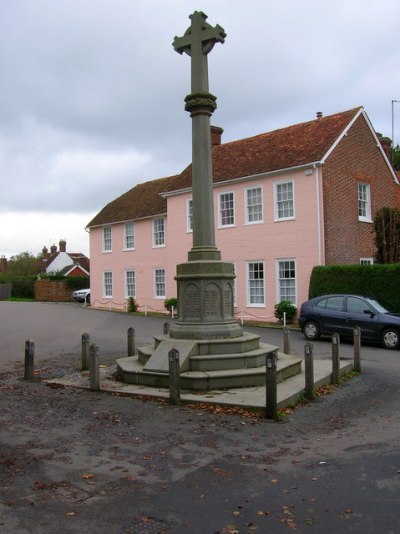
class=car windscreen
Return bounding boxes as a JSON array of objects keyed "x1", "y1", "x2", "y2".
[{"x1": 366, "y1": 298, "x2": 389, "y2": 313}]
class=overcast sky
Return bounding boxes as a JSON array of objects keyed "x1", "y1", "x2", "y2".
[{"x1": 1, "y1": 0, "x2": 399, "y2": 258}]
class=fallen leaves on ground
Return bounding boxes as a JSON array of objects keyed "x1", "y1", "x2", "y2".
[
  {"x1": 278, "y1": 505, "x2": 297, "y2": 530},
  {"x1": 221, "y1": 525, "x2": 239, "y2": 534},
  {"x1": 185, "y1": 402, "x2": 262, "y2": 419},
  {"x1": 315, "y1": 384, "x2": 336, "y2": 397}
]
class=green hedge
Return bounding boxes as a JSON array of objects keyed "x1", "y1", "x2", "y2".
[
  {"x1": 64, "y1": 276, "x2": 90, "y2": 290},
  {"x1": 9, "y1": 275, "x2": 36, "y2": 299},
  {"x1": 309, "y1": 264, "x2": 400, "y2": 310},
  {"x1": 41, "y1": 273, "x2": 90, "y2": 290},
  {"x1": 0, "y1": 274, "x2": 90, "y2": 299}
]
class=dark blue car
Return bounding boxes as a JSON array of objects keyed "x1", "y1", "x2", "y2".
[{"x1": 298, "y1": 294, "x2": 400, "y2": 349}]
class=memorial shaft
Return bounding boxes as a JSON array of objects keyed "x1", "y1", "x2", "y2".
[
  {"x1": 171, "y1": 11, "x2": 242, "y2": 340},
  {"x1": 173, "y1": 11, "x2": 226, "y2": 260}
]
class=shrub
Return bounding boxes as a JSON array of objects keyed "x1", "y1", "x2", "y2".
[
  {"x1": 127, "y1": 296, "x2": 138, "y2": 313},
  {"x1": 164, "y1": 297, "x2": 178, "y2": 312},
  {"x1": 274, "y1": 300, "x2": 297, "y2": 323},
  {"x1": 10, "y1": 276, "x2": 36, "y2": 299},
  {"x1": 373, "y1": 206, "x2": 400, "y2": 263},
  {"x1": 40, "y1": 271, "x2": 65, "y2": 281}
]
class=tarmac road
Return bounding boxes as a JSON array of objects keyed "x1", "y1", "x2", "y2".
[
  {"x1": 0, "y1": 301, "x2": 172, "y2": 367},
  {"x1": 1, "y1": 301, "x2": 400, "y2": 533},
  {"x1": 0, "y1": 301, "x2": 387, "y2": 367}
]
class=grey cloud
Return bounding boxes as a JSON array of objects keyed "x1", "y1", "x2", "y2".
[{"x1": 1, "y1": 0, "x2": 400, "y2": 219}]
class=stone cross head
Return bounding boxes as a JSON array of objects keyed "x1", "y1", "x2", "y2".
[{"x1": 173, "y1": 11, "x2": 226, "y2": 94}]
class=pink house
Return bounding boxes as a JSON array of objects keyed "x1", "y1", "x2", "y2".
[{"x1": 87, "y1": 107, "x2": 398, "y2": 320}]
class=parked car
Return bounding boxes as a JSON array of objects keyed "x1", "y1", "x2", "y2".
[
  {"x1": 72, "y1": 288, "x2": 90, "y2": 304},
  {"x1": 298, "y1": 294, "x2": 400, "y2": 349}
]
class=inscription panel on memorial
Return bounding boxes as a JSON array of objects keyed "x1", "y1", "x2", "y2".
[
  {"x1": 183, "y1": 283, "x2": 201, "y2": 319},
  {"x1": 204, "y1": 283, "x2": 221, "y2": 318},
  {"x1": 223, "y1": 285, "x2": 233, "y2": 317}
]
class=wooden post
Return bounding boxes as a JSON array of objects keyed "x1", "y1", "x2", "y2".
[
  {"x1": 24, "y1": 340, "x2": 35, "y2": 381},
  {"x1": 304, "y1": 342, "x2": 314, "y2": 400},
  {"x1": 127, "y1": 327, "x2": 135, "y2": 356},
  {"x1": 89, "y1": 343, "x2": 100, "y2": 392},
  {"x1": 265, "y1": 350, "x2": 278, "y2": 419},
  {"x1": 283, "y1": 326, "x2": 291, "y2": 355},
  {"x1": 353, "y1": 326, "x2": 361, "y2": 372},
  {"x1": 81, "y1": 333, "x2": 90, "y2": 370},
  {"x1": 331, "y1": 333, "x2": 340, "y2": 384},
  {"x1": 163, "y1": 322, "x2": 170, "y2": 335},
  {"x1": 168, "y1": 348, "x2": 180, "y2": 405}
]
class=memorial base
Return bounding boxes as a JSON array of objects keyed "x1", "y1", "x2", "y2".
[
  {"x1": 116, "y1": 258, "x2": 303, "y2": 390},
  {"x1": 169, "y1": 258, "x2": 243, "y2": 340}
]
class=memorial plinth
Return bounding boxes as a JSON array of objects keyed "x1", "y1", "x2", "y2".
[{"x1": 170, "y1": 260, "x2": 243, "y2": 339}]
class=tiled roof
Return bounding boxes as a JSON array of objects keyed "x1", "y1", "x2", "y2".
[
  {"x1": 69, "y1": 254, "x2": 90, "y2": 272},
  {"x1": 60, "y1": 263, "x2": 89, "y2": 276},
  {"x1": 87, "y1": 175, "x2": 180, "y2": 228},
  {"x1": 87, "y1": 107, "x2": 362, "y2": 227}
]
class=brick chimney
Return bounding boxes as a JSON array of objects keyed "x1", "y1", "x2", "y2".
[
  {"x1": 50, "y1": 244, "x2": 57, "y2": 254},
  {"x1": 42, "y1": 246, "x2": 49, "y2": 259},
  {"x1": 376, "y1": 132, "x2": 392, "y2": 162},
  {"x1": 211, "y1": 126, "x2": 223, "y2": 147},
  {"x1": 316, "y1": 111, "x2": 323, "y2": 119},
  {"x1": 59, "y1": 239, "x2": 66, "y2": 253},
  {"x1": 0, "y1": 256, "x2": 7, "y2": 273}
]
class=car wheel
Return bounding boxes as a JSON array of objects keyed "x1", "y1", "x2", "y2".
[
  {"x1": 381, "y1": 328, "x2": 400, "y2": 350},
  {"x1": 303, "y1": 320, "x2": 320, "y2": 341}
]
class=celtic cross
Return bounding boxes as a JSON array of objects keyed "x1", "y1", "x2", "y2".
[{"x1": 173, "y1": 11, "x2": 226, "y2": 114}]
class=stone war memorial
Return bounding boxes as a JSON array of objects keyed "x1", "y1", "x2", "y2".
[{"x1": 117, "y1": 11, "x2": 302, "y2": 390}]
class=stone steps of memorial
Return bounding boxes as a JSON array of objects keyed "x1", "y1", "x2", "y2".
[
  {"x1": 138, "y1": 343, "x2": 281, "y2": 372},
  {"x1": 117, "y1": 353, "x2": 302, "y2": 391},
  {"x1": 190, "y1": 347, "x2": 276, "y2": 371},
  {"x1": 153, "y1": 332, "x2": 264, "y2": 356}
]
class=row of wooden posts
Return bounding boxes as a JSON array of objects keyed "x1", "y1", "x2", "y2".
[{"x1": 24, "y1": 324, "x2": 361, "y2": 420}]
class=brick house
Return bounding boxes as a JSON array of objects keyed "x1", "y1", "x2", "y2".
[
  {"x1": 39, "y1": 240, "x2": 90, "y2": 277},
  {"x1": 87, "y1": 107, "x2": 398, "y2": 320}
]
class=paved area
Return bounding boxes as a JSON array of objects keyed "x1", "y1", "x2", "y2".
[
  {"x1": 46, "y1": 358, "x2": 353, "y2": 410},
  {"x1": 1, "y1": 302, "x2": 400, "y2": 533}
]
